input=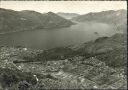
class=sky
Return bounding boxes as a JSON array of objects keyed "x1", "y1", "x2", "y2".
[{"x1": 0, "y1": 1, "x2": 127, "y2": 14}]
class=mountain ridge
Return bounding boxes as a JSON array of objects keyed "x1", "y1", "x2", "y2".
[
  {"x1": 72, "y1": 9, "x2": 127, "y2": 33},
  {"x1": 0, "y1": 8, "x2": 74, "y2": 33}
]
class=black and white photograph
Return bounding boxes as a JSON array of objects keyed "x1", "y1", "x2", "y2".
[{"x1": 0, "y1": 0, "x2": 127, "y2": 90}]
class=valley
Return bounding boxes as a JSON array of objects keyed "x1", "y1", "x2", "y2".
[{"x1": 0, "y1": 7, "x2": 127, "y2": 89}]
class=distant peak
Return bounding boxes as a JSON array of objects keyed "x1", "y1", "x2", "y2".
[
  {"x1": 46, "y1": 12, "x2": 58, "y2": 16},
  {"x1": 21, "y1": 10, "x2": 38, "y2": 13},
  {"x1": 20, "y1": 10, "x2": 43, "y2": 15},
  {"x1": 47, "y1": 12, "x2": 55, "y2": 14}
]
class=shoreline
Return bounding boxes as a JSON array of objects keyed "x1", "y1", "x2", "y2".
[
  {"x1": 0, "y1": 28, "x2": 36, "y2": 35},
  {"x1": 0, "y1": 25, "x2": 74, "y2": 35},
  {"x1": 0, "y1": 30, "x2": 26, "y2": 35}
]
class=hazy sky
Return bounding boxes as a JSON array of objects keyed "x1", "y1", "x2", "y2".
[{"x1": 0, "y1": 1, "x2": 127, "y2": 14}]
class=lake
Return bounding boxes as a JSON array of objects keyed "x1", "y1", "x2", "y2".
[{"x1": 0, "y1": 22, "x2": 116, "y2": 50}]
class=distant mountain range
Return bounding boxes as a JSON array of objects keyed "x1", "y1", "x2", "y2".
[
  {"x1": 0, "y1": 8, "x2": 74, "y2": 33},
  {"x1": 0, "y1": 8, "x2": 126, "y2": 34},
  {"x1": 57, "y1": 12, "x2": 79, "y2": 19},
  {"x1": 72, "y1": 9, "x2": 127, "y2": 33}
]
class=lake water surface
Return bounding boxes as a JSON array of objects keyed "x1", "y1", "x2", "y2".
[{"x1": 0, "y1": 22, "x2": 116, "y2": 49}]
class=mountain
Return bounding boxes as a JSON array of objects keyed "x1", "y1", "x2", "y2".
[
  {"x1": 72, "y1": 9, "x2": 127, "y2": 23},
  {"x1": 72, "y1": 9, "x2": 127, "y2": 33},
  {"x1": 69, "y1": 33, "x2": 127, "y2": 69},
  {"x1": 0, "y1": 8, "x2": 74, "y2": 34},
  {"x1": 57, "y1": 12, "x2": 79, "y2": 19},
  {"x1": 70, "y1": 33, "x2": 127, "y2": 53}
]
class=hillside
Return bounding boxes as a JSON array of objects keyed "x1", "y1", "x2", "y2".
[
  {"x1": 72, "y1": 9, "x2": 127, "y2": 33},
  {"x1": 70, "y1": 33, "x2": 127, "y2": 53},
  {"x1": 0, "y1": 8, "x2": 74, "y2": 34},
  {"x1": 0, "y1": 33, "x2": 127, "y2": 89},
  {"x1": 57, "y1": 12, "x2": 79, "y2": 19}
]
